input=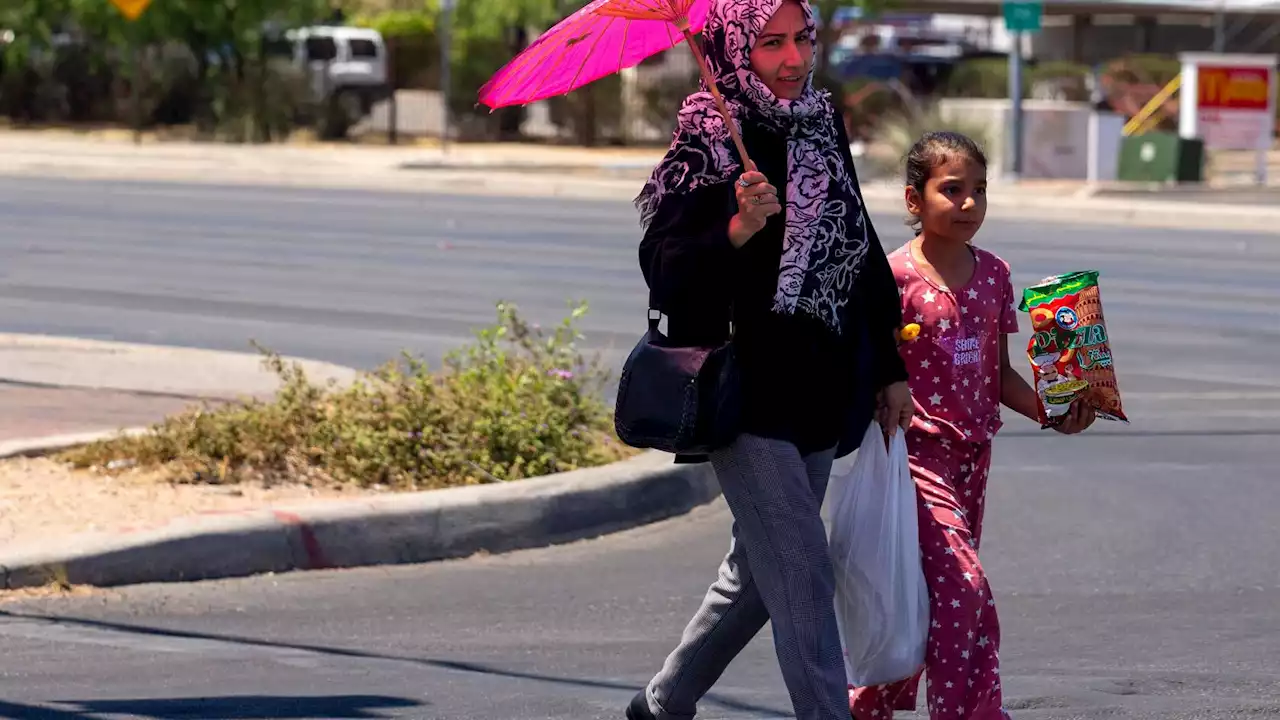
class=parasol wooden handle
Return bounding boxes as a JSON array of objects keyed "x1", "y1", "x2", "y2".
[{"x1": 681, "y1": 27, "x2": 755, "y2": 173}]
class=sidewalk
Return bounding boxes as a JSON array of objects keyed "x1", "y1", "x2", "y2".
[
  {"x1": 0, "y1": 334, "x2": 717, "y2": 593},
  {"x1": 0, "y1": 333, "x2": 360, "y2": 401},
  {"x1": 0, "y1": 335, "x2": 366, "y2": 580},
  {"x1": 1, "y1": 129, "x2": 1279, "y2": 232},
  {"x1": 0, "y1": 385, "x2": 193, "y2": 444},
  {"x1": 0, "y1": 333, "x2": 359, "y2": 450},
  {"x1": 0, "y1": 129, "x2": 663, "y2": 182}
]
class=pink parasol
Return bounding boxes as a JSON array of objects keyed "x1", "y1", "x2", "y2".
[{"x1": 477, "y1": 0, "x2": 752, "y2": 167}]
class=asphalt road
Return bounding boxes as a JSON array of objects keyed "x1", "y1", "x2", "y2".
[{"x1": 1, "y1": 176, "x2": 1279, "y2": 719}]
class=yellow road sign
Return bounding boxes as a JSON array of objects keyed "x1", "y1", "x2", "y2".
[{"x1": 110, "y1": 0, "x2": 152, "y2": 21}]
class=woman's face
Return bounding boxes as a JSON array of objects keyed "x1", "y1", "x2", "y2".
[{"x1": 747, "y1": 1, "x2": 813, "y2": 101}]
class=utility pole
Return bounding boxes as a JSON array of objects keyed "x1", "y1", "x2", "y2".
[
  {"x1": 1009, "y1": 30, "x2": 1024, "y2": 180},
  {"x1": 440, "y1": 0, "x2": 454, "y2": 155},
  {"x1": 1001, "y1": 2, "x2": 1040, "y2": 181},
  {"x1": 1213, "y1": 0, "x2": 1227, "y2": 53}
]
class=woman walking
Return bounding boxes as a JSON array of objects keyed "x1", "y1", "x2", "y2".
[{"x1": 625, "y1": 0, "x2": 913, "y2": 718}]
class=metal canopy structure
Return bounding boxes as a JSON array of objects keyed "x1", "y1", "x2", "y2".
[{"x1": 896, "y1": 0, "x2": 1280, "y2": 16}]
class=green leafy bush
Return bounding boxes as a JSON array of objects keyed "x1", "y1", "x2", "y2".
[
  {"x1": 61, "y1": 301, "x2": 633, "y2": 490},
  {"x1": 944, "y1": 57, "x2": 1091, "y2": 101},
  {"x1": 944, "y1": 58, "x2": 1014, "y2": 99},
  {"x1": 1102, "y1": 54, "x2": 1180, "y2": 87}
]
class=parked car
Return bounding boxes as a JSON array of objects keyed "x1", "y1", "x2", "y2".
[{"x1": 268, "y1": 25, "x2": 391, "y2": 139}]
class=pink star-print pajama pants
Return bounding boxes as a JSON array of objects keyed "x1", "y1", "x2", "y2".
[{"x1": 849, "y1": 432, "x2": 1011, "y2": 720}]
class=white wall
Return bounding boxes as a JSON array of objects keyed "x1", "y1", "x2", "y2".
[{"x1": 938, "y1": 98, "x2": 1126, "y2": 181}]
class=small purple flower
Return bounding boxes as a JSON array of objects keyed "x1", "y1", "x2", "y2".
[{"x1": 548, "y1": 368, "x2": 574, "y2": 380}]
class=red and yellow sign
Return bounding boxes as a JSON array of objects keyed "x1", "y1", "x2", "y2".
[
  {"x1": 1198, "y1": 66, "x2": 1272, "y2": 110},
  {"x1": 110, "y1": 0, "x2": 152, "y2": 21}
]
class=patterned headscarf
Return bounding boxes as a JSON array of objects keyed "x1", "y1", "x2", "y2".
[{"x1": 636, "y1": 0, "x2": 870, "y2": 334}]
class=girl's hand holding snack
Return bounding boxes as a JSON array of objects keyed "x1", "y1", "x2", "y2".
[{"x1": 1053, "y1": 400, "x2": 1096, "y2": 435}]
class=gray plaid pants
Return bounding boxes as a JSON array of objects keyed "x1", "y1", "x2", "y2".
[{"x1": 644, "y1": 434, "x2": 847, "y2": 720}]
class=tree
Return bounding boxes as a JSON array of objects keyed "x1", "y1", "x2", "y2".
[
  {"x1": 0, "y1": 0, "x2": 331, "y2": 136},
  {"x1": 349, "y1": 0, "x2": 584, "y2": 139}
]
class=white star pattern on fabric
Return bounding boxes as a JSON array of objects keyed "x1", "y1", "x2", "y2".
[{"x1": 851, "y1": 245, "x2": 1012, "y2": 720}]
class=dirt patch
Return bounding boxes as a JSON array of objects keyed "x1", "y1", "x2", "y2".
[{"x1": 0, "y1": 456, "x2": 370, "y2": 552}]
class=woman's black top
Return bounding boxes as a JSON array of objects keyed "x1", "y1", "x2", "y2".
[{"x1": 638, "y1": 111, "x2": 909, "y2": 457}]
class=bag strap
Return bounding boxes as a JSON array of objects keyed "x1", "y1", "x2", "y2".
[{"x1": 647, "y1": 291, "x2": 735, "y2": 339}]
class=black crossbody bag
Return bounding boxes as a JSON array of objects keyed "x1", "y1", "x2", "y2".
[{"x1": 613, "y1": 297, "x2": 741, "y2": 457}]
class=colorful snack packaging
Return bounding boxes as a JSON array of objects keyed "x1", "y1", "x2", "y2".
[{"x1": 1018, "y1": 271, "x2": 1129, "y2": 428}]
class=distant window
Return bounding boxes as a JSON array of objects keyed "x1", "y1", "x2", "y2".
[
  {"x1": 349, "y1": 38, "x2": 379, "y2": 58},
  {"x1": 305, "y1": 37, "x2": 338, "y2": 62}
]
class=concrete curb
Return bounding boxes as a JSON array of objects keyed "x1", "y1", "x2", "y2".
[
  {"x1": 0, "y1": 449, "x2": 719, "y2": 591},
  {"x1": 853, "y1": 185, "x2": 1280, "y2": 234},
  {"x1": 0, "y1": 427, "x2": 149, "y2": 460},
  {"x1": 3, "y1": 152, "x2": 1279, "y2": 232},
  {"x1": 0, "y1": 333, "x2": 362, "y2": 399}
]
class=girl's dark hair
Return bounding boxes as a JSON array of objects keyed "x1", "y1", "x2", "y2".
[
  {"x1": 904, "y1": 131, "x2": 988, "y2": 232},
  {"x1": 905, "y1": 131, "x2": 988, "y2": 196}
]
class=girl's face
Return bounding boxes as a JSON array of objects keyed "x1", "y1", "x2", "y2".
[
  {"x1": 907, "y1": 155, "x2": 987, "y2": 243},
  {"x1": 748, "y1": 1, "x2": 813, "y2": 101}
]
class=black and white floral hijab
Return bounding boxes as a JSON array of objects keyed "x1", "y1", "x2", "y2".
[{"x1": 636, "y1": 0, "x2": 870, "y2": 335}]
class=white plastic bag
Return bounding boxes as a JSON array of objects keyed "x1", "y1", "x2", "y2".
[{"x1": 827, "y1": 424, "x2": 929, "y2": 688}]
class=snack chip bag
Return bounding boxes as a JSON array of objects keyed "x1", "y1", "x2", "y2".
[{"x1": 1018, "y1": 271, "x2": 1129, "y2": 428}]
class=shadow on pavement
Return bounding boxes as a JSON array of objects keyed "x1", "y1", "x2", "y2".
[
  {"x1": 0, "y1": 695, "x2": 421, "y2": 719},
  {"x1": 0, "y1": 701, "x2": 93, "y2": 719},
  {"x1": 0, "y1": 610, "x2": 789, "y2": 718}
]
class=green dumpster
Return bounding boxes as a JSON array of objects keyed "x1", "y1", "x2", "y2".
[{"x1": 1116, "y1": 132, "x2": 1205, "y2": 183}]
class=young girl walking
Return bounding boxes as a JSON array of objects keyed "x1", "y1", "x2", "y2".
[{"x1": 848, "y1": 132, "x2": 1096, "y2": 720}]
